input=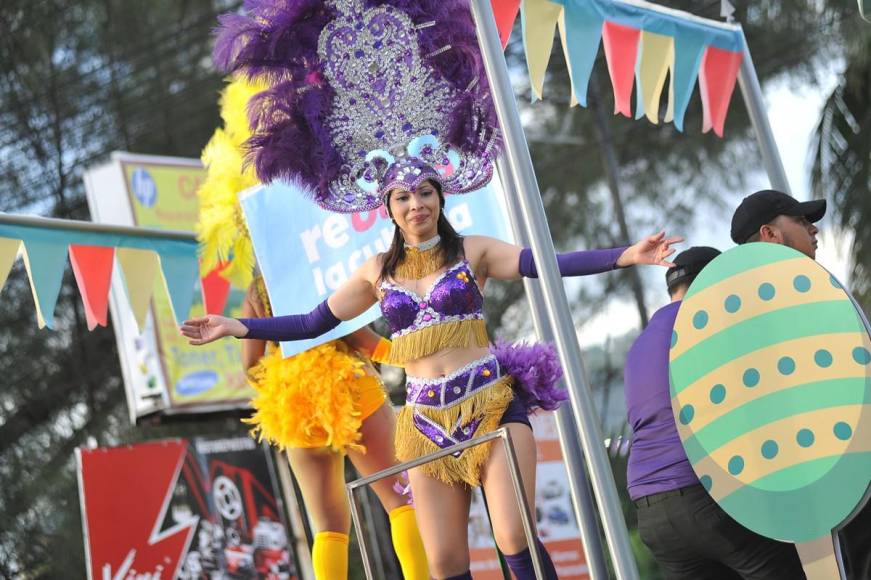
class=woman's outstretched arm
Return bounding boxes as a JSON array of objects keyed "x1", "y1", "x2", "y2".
[
  {"x1": 180, "y1": 255, "x2": 382, "y2": 346},
  {"x1": 470, "y1": 232, "x2": 683, "y2": 282}
]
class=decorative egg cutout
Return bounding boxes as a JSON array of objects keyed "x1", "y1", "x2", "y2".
[{"x1": 669, "y1": 243, "x2": 871, "y2": 546}]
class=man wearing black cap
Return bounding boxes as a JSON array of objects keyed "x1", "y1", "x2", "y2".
[
  {"x1": 624, "y1": 247, "x2": 805, "y2": 580},
  {"x1": 730, "y1": 189, "x2": 826, "y2": 256},
  {"x1": 733, "y1": 190, "x2": 870, "y2": 579}
]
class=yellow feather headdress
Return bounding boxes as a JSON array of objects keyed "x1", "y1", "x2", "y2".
[{"x1": 196, "y1": 76, "x2": 268, "y2": 289}]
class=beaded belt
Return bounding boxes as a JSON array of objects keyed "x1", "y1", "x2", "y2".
[
  {"x1": 406, "y1": 355, "x2": 503, "y2": 455},
  {"x1": 405, "y1": 354, "x2": 501, "y2": 408}
]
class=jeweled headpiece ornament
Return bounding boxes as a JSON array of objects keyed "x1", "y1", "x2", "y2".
[{"x1": 213, "y1": 0, "x2": 501, "y2": 213}]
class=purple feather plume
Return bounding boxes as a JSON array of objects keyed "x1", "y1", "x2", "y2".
[
  {"x1": 490, "y1": 340, "x2": 567, "y2": 414},
  {"x1": 212, "y1": 0, "x2": 501, "y2": 196},
  {"x1": 378, "y1": 0, "x2": 500, "y2": 152}
]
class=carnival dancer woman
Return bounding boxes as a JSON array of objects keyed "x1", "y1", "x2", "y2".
[
  {"x1": 183, "y1": 176, "x2": 679, "y2": 579},
  {"x1": 194, "y1": 1, "x2": 680, "y2": 577},
  {"x1": 196, "y1": 75, "x2": 429, "y2": 580},
  {"x1": 239, "y1": 277, "x2": 429, "y2": 580}
]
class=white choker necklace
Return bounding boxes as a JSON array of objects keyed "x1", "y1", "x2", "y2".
[{"x1": 404, "y1": 235, "x2": 441, "y2": 251}]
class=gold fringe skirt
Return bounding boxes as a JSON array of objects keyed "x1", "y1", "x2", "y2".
[
  {"x1": 394, "y1": 354, "x2": 514, "y2": 486},
  {"x1": 244, "y1": 340, "x2": 386, "y2": 453}
]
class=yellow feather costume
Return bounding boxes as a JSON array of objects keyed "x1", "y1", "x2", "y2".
[
  {"x1": 245, "y1": 340, "x2": 385, "y2": 452},
  {"x1": 195, "y1": 77, "x2": 387, "y2": 453}
]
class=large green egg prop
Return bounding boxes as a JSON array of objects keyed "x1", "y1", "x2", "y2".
[{"x1": 669, "y1": 243, "x2": 871, "y2": 577}]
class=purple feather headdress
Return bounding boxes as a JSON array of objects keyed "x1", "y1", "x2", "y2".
[{"x1": 214, "y1": 0, "x2": 501, "y2": 213}]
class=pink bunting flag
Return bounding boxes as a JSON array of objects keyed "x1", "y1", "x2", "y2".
[
  {"x1": 201, "y1": 261, "x2": 231, "y2": 316},
  {"x1": 602, "y1": 21, "x2": 641, "y2": 117},
  {"x1": 491, "y1": 0, "x2": 521, "y2": 49},
  {"x1": 69, "y1": 244, "x2": 115, "y2": 330},
  {"x1": 699, "y1": 46, "x2": 743, "y2": 137}
]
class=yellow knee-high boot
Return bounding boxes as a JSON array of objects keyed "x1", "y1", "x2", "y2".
[
  {"x1": 389, "y1": 505, "x2": 430, "y2": 580},
  {"x1": 312, "y1": 531, "x2": 349, "y2": 579}
]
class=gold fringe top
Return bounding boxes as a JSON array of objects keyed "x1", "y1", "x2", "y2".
[{"x1": 382, "y1": 318, "x2": 489, "y2": 366}]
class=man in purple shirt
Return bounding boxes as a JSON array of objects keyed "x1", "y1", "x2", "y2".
[
  {"x1": 625, "y1": 246, "x2": 805, "y2": 579},
  {"x1": 732, "y1": 190, "x2": 869, "y2": 580}
]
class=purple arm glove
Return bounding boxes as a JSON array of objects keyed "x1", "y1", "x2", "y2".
[
  {"x1": 237, "y1": 299, "x2": 340, "y2": 341},
  {"x1": 518, "y1": 246, "x2": 629, "y2": 278}
]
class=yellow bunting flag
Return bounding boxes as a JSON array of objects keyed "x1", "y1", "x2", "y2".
[
  {"x1": 0, "y1": 237, "x2": 20, "y2": 292},
  {"x1": 557, "y1": 11, "x2": 578, "y2": 107},
  {"x1": 637, "y1": 30, "x2": 675, "y2": 124},
  {"x1": 522, "y1": 0, "x2": 564, "y2": 100},
  {"x1": 116, "y1": 247, "x2": 160, "y2": 330}
]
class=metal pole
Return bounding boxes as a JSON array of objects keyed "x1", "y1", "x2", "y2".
[
  {"x1": 735, "y1": 29, "x2": 792, "y2": 194},
  {"x1": 499, "y1": 429, "x2": 546, "y2": 579},
  {"x1": 495, "y1": 159, "x2": 609, "y2": 580},
  {"x1": 347, "y1": 428, "x2": 544, "y2": 579},
  {"x1": 469, "y1": 1, "x2": 640, "y2": 578},
  {"x1": 0, "y1": 212, "x2": 197, "y2": 241},
  {"x1": 347, "y1": 480, "x2": 374, "y2": 580}
]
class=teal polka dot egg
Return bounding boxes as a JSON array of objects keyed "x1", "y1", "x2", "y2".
[{"x1": 669, "y1": 243, "x2": 871, "y2": 543}]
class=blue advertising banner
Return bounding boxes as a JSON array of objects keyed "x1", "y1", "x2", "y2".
[{"x1": 240, "y1": 177, "x2": 513, "y2": 358}]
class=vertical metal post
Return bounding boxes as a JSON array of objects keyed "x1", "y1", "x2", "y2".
[
  {"x1": 348, "y1": 485, "x2": 375, "y2": 579},
  {"x1": 470, "y1": 1, "x2": 640, "y2": 578},
  {"x1": 495, "y1": 159, "x2": 609, "y2": 580},
  {"x1": 735, "y1": 29, "x2": 792, "y2": 194},
  {"x1": 499, "y1": 429, "x2": 546, "y2": 579}
]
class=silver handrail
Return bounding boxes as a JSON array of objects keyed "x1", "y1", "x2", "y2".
[{"x1": 346, "y1": 427, "x2": 545, "y2": 579}]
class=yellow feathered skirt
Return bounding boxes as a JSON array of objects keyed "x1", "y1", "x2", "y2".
[{"x1": 244, "y1": 340, "x2": 387, "y2": 453}]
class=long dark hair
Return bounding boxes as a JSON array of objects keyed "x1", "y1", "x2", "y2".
[{"x1": 379, "y1": 180, "x2": 463, "y2": 282}]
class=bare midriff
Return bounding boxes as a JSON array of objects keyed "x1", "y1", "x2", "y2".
[{"x1": 403, "y1": 344, "x2": 491, "y2": 379}]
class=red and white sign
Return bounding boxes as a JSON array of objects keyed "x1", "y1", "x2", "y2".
[{"x1": 77, "y1": 436, "x2": 296, "y2": 580}]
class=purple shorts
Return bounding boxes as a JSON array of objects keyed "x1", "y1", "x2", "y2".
[{"x1": 500, "y1": 395, "x2": 532, "y2": 428}]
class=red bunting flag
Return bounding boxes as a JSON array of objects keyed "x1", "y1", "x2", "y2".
[
  {"x1": 491, "y1": 0, "x2": 521, "y2": 49},
  {"x1": 69, "y1": 244, "x2": 115, "y2": 330},
  {"x1": 201, "y1": 261, "x2": 231, "y2": 316},
  {"x1": 699, "y1": 46, "x2": 743, "y2": 137},
  {"x1": 602, "y1": 21, "x2": 641, "y2": 117}
]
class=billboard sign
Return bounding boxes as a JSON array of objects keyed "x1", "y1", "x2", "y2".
[
  {"x1": 77, "y1": 436, "x2": 297, "y2": 580},
  {"x1": 84, "y1": 152, "x2": 253, "y2": 420}
]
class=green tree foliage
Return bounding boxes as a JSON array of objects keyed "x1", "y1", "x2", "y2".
[{"x1": 811, "y1": 10, "x2": 871, "y2": 313}]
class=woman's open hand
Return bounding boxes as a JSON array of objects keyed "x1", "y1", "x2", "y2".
[
  {"x1": 180, "y1": 315, "x2": 248, "y2": 345},
  {"x1": 617, "y1": 231, "x2": 684, "y2": 268}
]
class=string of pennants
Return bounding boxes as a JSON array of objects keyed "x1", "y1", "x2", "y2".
[
  {"x1": 490, "y1": 0, "x2": 746, "y2": 136},
  {"x1": 0, "y1": 219, "x2": 200, "y2": 331}
]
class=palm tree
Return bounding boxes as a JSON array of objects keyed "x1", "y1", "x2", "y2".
[{"x1": 810, "y1": 16, "x2": 871, "y2": 313}]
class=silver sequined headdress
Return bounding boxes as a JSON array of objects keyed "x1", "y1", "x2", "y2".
[{"x1": 213, "y1": 0, "x2": 501, "y2": 213}]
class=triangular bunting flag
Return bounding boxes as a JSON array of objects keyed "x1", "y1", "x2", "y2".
[
  {"x1": 699, "y1": 46, "x2": 743, "y2": 137},
  {"x1": 602, "y1": 21, "x2": 641, "y2": 117},
  {"x1": 201, "y1": 261, "x2": 231, "y2": 316},
  {"x1": 117, "y1": 247, "x2": 160, "y2": 330},
  {"x1": 69, "y1": 244, "x2": 115, "y2": 330},
  {"x1": 20, "y1": 238, "x2": 69, "y2": 329},
  {"x1": 521, "y1": 0, "x2": 564, "y2": 100},
  {"x1": 560, "y1": 0, "x2": 604, "y2": 107},
  {"x1": 0, "y1": 237, "x2": 21, "y2": 293},
  {"x1": 635, "y1": 31, "x2": 674, "y2": 124},
  {"x1": 671, "y1": 31, "x2": 708, "y2": 131},
  {"x1": 158, "y1": 249, "x2": 199, "y2": 324},
  {"x1": 491, "y1": 0, "x2": 521, "y2": 49}
]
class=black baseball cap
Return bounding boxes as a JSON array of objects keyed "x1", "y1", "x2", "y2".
[
  {"x1": 666, "y1": 246, "x2": 721, "y2": 291},
  {"x1": 730, "y1": 190, "x2": 826, "y2": 244}
]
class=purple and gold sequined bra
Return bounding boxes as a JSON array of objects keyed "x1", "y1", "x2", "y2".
[{"x1": 379, "y1": 260, "x2": 490, "y2": 365}]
